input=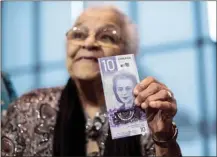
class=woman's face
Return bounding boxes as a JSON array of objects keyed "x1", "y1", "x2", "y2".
[
  {"x1": 116, "y1": 78, "x2": 134, "y2": 104},
  {"x1": 66, "y1": 8, "x2": 124, "y2": 80}
]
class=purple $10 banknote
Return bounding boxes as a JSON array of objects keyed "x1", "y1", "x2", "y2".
[{"x1": 98, "y1": 54, "x2": 150, "y2": 139}]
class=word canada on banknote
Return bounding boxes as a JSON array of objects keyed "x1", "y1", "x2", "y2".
[{"x1": 98, "y1": 54, "x2": 150, "y2": 139}]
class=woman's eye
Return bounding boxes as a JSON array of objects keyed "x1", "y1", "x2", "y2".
[
  {"x1": 72, "y1": 32, "x2": 87, "y2": 40},
  {"x1": 99, "y1": 35, "x2": 116, "y2": 43},
  {"x1": 118, "y1": 87, "x2": 123, "y2": 92},
  {"x1": 126, "y1": 87, "x2": 132, "y2": 91}
]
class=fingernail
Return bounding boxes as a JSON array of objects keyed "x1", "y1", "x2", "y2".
[
  {"x1": 134, "y1": 89, "x2": 138, "y2": 95},
  {"x1": 141, "y1": 102, "x2": 147, "y2": 109}
]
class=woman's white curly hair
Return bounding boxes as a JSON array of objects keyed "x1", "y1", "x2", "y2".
[{"x1": 80, "y1": 5, "x2": 139, "y2": 55}]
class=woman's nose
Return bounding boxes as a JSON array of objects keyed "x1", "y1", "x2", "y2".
[
  {"x1": 82, "y1": 35, "x2": 100, "y2": 50},
  {"x1": 122, "y1": 89, "x2": 127, "y2": 95}
]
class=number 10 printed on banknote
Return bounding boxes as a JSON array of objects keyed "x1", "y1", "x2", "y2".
[{"x1": 98, "y1": 54, "x2": 150, "y2": 139}]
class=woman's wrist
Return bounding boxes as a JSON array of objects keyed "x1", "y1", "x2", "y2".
[
  {"x1": 152, "y1": 122, "x2": 178, "y2": 148},
  {"x1": 153, "y1": 122, "x2": 175, "y2": 140}
]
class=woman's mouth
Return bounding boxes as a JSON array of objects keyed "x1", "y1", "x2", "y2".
[
  {"x1": 122, "y1": 96, "x2": 129, "y2": 100},
  {"x1": 77, "y1": 56, "x2": 98, "y2": 62}
]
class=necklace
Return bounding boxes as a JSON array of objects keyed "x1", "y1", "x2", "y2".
[
  {"x1": 85, "y1": 111, "x2": 109, "y2": 156},
  {"x1": 116, "y1": 109, "x2": 135, "y2": 121}
]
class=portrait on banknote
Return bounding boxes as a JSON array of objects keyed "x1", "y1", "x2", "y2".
[
  {"x1": 112, "y1": 71, "x2": 137, "y2": 110},
  {"x1": 112, "y1": 71, "x2": 145, "y2": 125},
  {"x1": 98, "y1": 54, "x2": 149, "y2": 139}
]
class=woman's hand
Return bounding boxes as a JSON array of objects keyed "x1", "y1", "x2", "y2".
[{"x1": 134, "y1": 76, "x2": 177, "y2": 141}]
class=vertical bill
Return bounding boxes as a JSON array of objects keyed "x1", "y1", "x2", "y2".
[{"x1": 98, "y1": 54, "x2": 150, "y2": 139}]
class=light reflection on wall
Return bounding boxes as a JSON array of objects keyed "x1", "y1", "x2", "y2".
[{"x1": 207, "y1": 1, "x2": 216, "y2": 42}]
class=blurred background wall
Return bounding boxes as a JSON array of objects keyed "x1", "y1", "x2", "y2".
[{"x1": 1, "y1": 1, "x2": 216, "y2": 156}]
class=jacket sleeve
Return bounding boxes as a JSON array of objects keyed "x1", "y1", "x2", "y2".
[
  {"x1": 1, "y1": 94, "x2": 38, "y2": 156},
  {"x1": 1, "y1": 101, "x2": 25, "y2": 156},
  {"x1": 1, "y1": 88, "x2": 60, "y2": 157}
]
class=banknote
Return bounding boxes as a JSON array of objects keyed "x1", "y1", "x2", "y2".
[{"x1": 98, "y1": 54, "x2": 150, "y2": 139}]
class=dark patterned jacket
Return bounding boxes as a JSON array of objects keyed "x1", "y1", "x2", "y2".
[{"x1": 1, "y1": 87, "x2": 155, "y2": 156}]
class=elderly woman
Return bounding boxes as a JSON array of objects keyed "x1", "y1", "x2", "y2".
[{"x1": 1, "y1": 6, "x2": 182, "y2": 157}]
